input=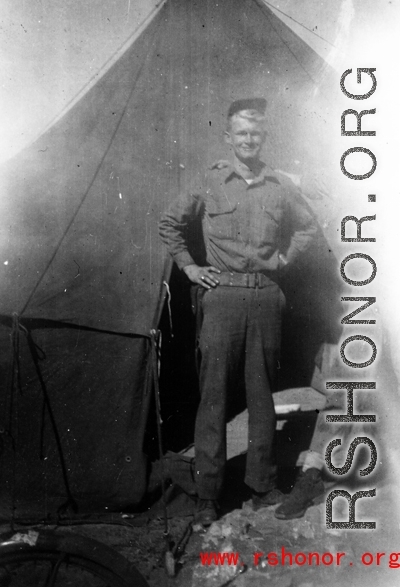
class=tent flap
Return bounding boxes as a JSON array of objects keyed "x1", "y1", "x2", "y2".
[{"x1": 0, "y1": 323, "x2": 151, "y2": 518}]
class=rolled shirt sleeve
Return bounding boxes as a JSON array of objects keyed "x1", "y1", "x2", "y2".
[
  {"x1": 284, "y1": 191, "x2": 317, "y2": 265},
  {"x1": 159, "y1": 192, "x2": 204, "y2": 269}
]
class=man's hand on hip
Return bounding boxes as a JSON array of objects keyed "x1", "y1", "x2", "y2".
[{"x1": 183, "y1": 264, "x2": 221, "y2": 289}]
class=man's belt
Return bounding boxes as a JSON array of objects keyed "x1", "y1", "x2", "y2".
[{"x1": 217, "y1": 272, "x2": 276, "y2": 288}]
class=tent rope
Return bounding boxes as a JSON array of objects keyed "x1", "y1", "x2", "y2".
[
  {"x1": 20, "y1": 16, "x2": 163, "y2": 317},
  {"x1": 24, "y1": 326, "x2": 79, "y2": 518},
  {"x1": 261, "y1": 0, "x2": 337, "y2": 49},
  {"x1": 163, "y1": 281, "x2": 174, "y2": 337},
  {"x1": 7, "y1": 315, "x2": 78, "y2": 521},
  {"x1": 9, "y1": 313, "x2": 27, "y2": 401}
]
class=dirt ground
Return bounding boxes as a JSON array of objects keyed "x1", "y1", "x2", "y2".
[
  {"x1": 1, "y1": 473, "x2": 397, "y2": 587},
  {"x1": 1, "y1": 387, "x2": 398, "y2": 587},
  {"x1": 77, "y1": 479, "x2": 400, "y2": 587}
]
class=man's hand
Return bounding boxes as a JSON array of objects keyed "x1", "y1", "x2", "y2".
[{"x1": 183, "y1": 264, "x2": 221, "y2": 289}]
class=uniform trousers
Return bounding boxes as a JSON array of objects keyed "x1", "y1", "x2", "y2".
[{"x1": 194, "y1": 281, "x2": 284, "y2": 499}]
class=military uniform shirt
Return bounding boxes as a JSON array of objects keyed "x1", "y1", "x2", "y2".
[{"x1": 159, "y1": 161, "x2": 317, "y2": 274}]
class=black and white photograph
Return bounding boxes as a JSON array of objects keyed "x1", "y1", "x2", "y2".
[{"x1": 0, "y1": 1, "x2": 399, "y2": 586}]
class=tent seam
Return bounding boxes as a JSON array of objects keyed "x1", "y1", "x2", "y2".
[{"x1": 20, "y1": 16, "x2": 164, "y2": 319}]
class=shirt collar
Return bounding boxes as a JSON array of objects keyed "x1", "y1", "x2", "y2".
[{"x1": 222, "y1": 161, "x2": 279, "y2": 186}]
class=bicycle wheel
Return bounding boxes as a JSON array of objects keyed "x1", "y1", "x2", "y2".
[{"x1": 0, "y1": 529, "x2": 149, "y2": 587}]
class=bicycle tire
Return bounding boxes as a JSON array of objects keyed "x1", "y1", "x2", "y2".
[{"x1": 0, "y1": 529, "x2": 149, "y2": 587}]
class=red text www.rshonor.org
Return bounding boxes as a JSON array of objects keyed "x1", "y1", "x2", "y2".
[{"x1": 199, "y1": 548, "x2": 400, "y2": 568}]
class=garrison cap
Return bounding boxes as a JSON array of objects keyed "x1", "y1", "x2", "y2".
[{"x1": 227, "y1": 98, "x2": 267, "y2": 118}]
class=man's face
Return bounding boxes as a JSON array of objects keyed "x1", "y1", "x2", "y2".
[{"x1": 225, "y1": 114, "x2": 266, "y2": 164}]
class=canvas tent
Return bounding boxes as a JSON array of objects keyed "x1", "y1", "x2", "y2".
[{"x1": 0, "y1": 0, "x2": 340, "y2": 519}]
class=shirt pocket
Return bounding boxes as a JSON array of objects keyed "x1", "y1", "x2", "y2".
[
  {"x1": 205, "y1": 196, "x2": 237, "y2": 240},
  {"x1": 257, "y1": 201, "x2": 284, "y2": 244}
]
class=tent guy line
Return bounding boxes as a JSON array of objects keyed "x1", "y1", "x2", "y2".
[
  {"x1": 255, "y1": 1, "x2": 321, "y2": 89},
  {"x1": 261, "y1": 0, "x2": 337, "y2": 49}
]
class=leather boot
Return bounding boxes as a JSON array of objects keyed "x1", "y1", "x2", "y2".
[
  {"x1": 194, "y1": 499, "x2": 218, "y2": 526},
  {"x1": 252, "y1": 488, "x2": 284, "y2": 510},
  {"x1": 274, "y1": 468, "x2": 324, "y2": 520}
]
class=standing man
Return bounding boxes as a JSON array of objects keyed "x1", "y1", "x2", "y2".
[{"x1": 159, "y1": 98, "x2": 316, "y2": 526}]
